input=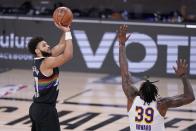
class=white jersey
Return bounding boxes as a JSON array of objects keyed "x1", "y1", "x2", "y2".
[{"x1": 128, "y1": 96, "x2": 165, "y2": 131}]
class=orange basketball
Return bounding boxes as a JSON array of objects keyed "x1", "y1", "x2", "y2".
[{"x1": 53, "y1": 7, "x2": 73, "y2": 26}]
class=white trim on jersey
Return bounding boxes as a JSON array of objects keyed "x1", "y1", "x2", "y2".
[{"x1": 34, "y1": 57, "x2": 45, "y2": 60}]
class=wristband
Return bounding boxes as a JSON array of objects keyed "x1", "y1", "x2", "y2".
[{"x1": 65, "y1": 31, "x2": 72, "y2": 40}]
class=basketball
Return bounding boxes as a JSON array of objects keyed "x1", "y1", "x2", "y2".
[{"x1": 53, "y1": 7, "x2": 73, "y2": 26}]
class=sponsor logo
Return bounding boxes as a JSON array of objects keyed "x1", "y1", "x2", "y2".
[
  {"x1": 0, "y1": 33, "x2": 31, "y2": 49},
  {"x1": 1, "y1": 32, "x2": 196, "y2": 75}
]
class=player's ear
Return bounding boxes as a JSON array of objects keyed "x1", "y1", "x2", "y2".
[{"x1": 35, "y1": 48, "x2": 40, "y2": 55}]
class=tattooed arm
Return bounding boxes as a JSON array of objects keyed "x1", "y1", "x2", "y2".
[
  {"x1": 158, "y1": 59, "x2": 195, "y2": 116},
  {"x1": 118, "y1": 25, "x2": 138, "y2": 111}
]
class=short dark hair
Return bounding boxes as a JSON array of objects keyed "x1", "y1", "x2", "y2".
[
  {"x1": 139, "y1": 80, "x2": 159, "y2": 105},
  {"x1": 28, "y1": 37, "x2": 44, "y2": 55}
]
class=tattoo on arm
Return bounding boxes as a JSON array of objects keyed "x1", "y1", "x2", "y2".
[
  {"x1": 119, "y1": 45, "x2": 138, "y2": 99},
  {"x1": 161, "y1": 76, "x2": 195, "y2": 109}
]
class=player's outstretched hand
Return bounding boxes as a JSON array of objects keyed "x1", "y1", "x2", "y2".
[
  {"x1": 117, "y1": 25, "x2": 131, "y2": 46},
  {"x1": 173, "y1": 59, "x2": 188, "y2": 77}
]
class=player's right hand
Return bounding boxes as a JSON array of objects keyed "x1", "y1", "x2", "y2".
[{"x1": 54, "y1": 22, "x2": 70, "y2": 32}]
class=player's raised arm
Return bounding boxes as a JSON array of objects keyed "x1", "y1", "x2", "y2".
[
  {"x1": 159, "y1": 59, "x2": 195, "y2": 110},
  {"x1": 118, "y1": 25, "x2": 138, "y2": 100},
  {"x1": 43, "y1": 24, "x2": 73, "y2": 68},
  {"x1": 51, "y1": 6, "x2": 73, "y2": 58},
  {"x1": 51, "y1": 23, "x2": 71, "y2": 57}
]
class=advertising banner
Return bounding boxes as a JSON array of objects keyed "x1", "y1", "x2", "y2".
[{"x1": 0, "y1": 16, "x2": 196, "y2": 77}]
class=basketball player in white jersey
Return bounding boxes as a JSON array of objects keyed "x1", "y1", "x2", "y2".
[{"x1": 118, "y1": 25, "x2": 195, "y2": 131}]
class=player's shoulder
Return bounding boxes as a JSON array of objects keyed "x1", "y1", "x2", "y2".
[{"x1": 156, "y1": 97, "x2": 169, "y2": 117}]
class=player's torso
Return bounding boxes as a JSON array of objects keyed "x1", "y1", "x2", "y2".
[
  {"x1": 32, "y1": 57, "x2": 59, "y2": 104},
  {"x1": 128, "y1": 96, "x2": 165, "y2": 131}
]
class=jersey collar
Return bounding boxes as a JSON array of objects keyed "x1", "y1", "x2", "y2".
[{"x1": 34, "y1": 57, "x2": 45, "y2": 60}]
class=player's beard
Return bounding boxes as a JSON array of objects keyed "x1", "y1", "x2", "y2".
[{"x1": 41, "y1": 51, "x2": 52, "y2": 57}]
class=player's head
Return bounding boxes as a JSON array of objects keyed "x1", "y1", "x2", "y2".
[
  {"x1": 139, "y1": 80, "x2": 159, "y2": 105},
  {"x1": 28, "y1": 37, "x2": 52, "y2": 57}
]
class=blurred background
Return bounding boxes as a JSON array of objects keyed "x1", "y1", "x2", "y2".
[{"x1": 0, "y1": 0, "x2": 196, "y2": 23}]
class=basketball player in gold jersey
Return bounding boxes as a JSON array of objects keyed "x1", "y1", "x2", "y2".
[{"x1": 118, "y1": 25, "x2": 195, "y2": 131}]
